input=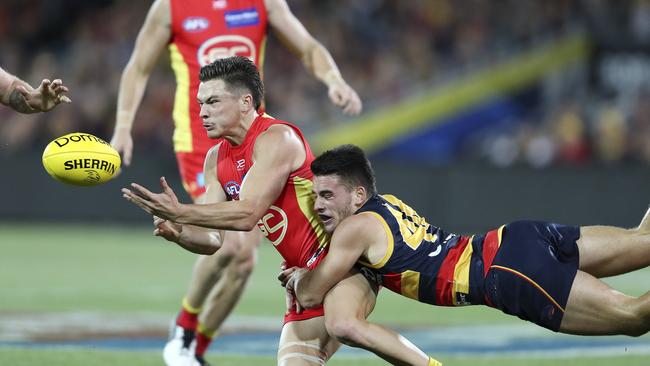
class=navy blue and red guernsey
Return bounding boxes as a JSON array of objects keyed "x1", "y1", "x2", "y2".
[
  {"x1": 357, "y1": 194, "x2": 502, "y2": 307},
  {"x1": 356, "y1": 195, "x2": 581, "y2": 331},
  {"x1": 215, "y1": 115, "x2": 330, "y2": 323},
  {"x1": 169, "y1": 0, "x2": 268, "y2": 197}
]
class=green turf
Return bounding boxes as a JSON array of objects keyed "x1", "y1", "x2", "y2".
[{"x1": 0, "y1": 348, "x2": 648, "y2": 366}]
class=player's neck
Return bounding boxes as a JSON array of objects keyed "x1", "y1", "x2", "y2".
[{"x1": 223, "y1": 111, "x2": 259, "y2": 146}]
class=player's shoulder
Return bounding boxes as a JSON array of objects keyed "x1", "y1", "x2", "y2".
[{"x1": 335, "y1": 211, "x2": 385, "y2": 244}]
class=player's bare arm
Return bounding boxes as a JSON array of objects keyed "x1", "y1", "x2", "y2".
[
  {"x1": 111, "y1": 0, "x2": 171, "y2": 166},
  {"x1": 0, "y1": 67, "x2": 71, "y2": 114},
  {"x1": 123, "y1": 124, "x2": 305, "y2": 231},
  {"x1": 265, "y1": 0, "x2": 362, "y2": 115},
  {"x1": 286, "y1": 213, "x2": 381, "y2": 309},
  {"x1": 153, "y1": 144, "x2": 227, "y2": 254}
]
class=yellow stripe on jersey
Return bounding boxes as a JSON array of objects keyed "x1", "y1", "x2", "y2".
[
  {"x1": 382, "y1": 195, "x2": 436, "y2": 250},
  {"x1": 169, "y1": 43, "x2": 192, "y2": 153},
  {"x1": 357, "y1": 212, "x2": 394, "y2": 269},
  {"x1": 401, "y1": 270, "x2": 421, "y2": 300},
  {"x1": 497, "y1": 225, "x2": 504, "y2": 247},
  {"x1": 452, "y1": 236, "x2": 474, "y2": 305},
  {"x1": 258, "y1": 35, "x2": 267, "y2": 78},
  {"x1": 293, "y1": 176, "x2": 330, "y2": 250}
]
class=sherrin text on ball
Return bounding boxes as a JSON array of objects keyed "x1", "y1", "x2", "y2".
[{"x1": 42, "y1": 132, "x2": 121, "y2": 186}]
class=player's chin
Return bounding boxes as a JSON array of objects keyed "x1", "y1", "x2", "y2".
[{"x1": 206, "y1": 130, "x2": 222, "y2": 139}]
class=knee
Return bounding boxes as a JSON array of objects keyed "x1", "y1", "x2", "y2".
[{"x1": 324, "y1": 315, "x2": 366, "y2": 347}]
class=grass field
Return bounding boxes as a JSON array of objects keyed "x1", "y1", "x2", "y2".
[{"x1": 1, "y1": 222, "x2": 649, "y2": 365}]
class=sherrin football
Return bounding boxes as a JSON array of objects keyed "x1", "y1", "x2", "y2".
[{"x1": 42, "y1": 132, "x2": 121, "y2": 186}]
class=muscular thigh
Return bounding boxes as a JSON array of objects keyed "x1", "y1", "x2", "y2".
[
  {"x1": 278, "y1": 317, "x2": 339, "y2": 366},
  {"x1": 324, "y1": 270, "x2": 378, "y2": 322}
]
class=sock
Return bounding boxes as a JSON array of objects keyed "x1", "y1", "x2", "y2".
[
  {"x1": 195, "y1": 322, "x2": 217, "y2": 358},
  {"x1": 176, "y1": 297, "x2": 201, "y2": 330}
]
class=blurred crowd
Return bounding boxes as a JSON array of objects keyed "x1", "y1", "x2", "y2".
[{"x1": 0, "y1": 0, "x2": 648, "y2": 167}]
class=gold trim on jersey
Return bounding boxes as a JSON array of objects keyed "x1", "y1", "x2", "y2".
[
  {"x1": 452, "y1": 235, "x2": 474, "y2": 305},
  {"x1": 401, "y1": 270, "x2": 421, "y2": 300},
  {"x1": 293, "y1": 176, "x2": 330, "y2": 250},
  {"x1": 382, "y1": 195, "x2": 437, "y2": 250},
  {"x1": 357, "y1": 212, "x2": 394, "y2": 269},
  {"x1": 169, "y1": 43, "x2": 193, "y2": 153},
  {"x1": 497, "y1": 225, "x2": 504, "y2": 247}
]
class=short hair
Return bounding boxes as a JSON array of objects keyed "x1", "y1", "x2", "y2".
[
  {"x1": 199, "y1": 56, "x2": 264, "y2": 111},
  {"x1": 311, "y1": 144, "x2": 377, "y2": 196}
]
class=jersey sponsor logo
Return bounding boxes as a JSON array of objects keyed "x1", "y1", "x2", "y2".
[
  {"x1": 224, "y1": 8, "x2": 260, "y2": 28},
  {"x1": 183, "y1": 17, "x2": 210, "y2": 32},
  {"x1": 236, "y1": 159, "x2": 246, "y2": 171},
  {"x1": 257, "y1": 205, "x2": 288, "y2": 246},
  {"x1": 224, "y1": 180, "x2": 241, "y2": 199},
  {"x1": 197, "y1": 35, "x2": 256, "y2": 66}
]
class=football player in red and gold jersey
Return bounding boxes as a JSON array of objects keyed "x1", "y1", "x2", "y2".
[
  {"x1": 123, "y1": 57, "x2": 438, "y2": 366},
  {"x1": 110, "y1": 0, "x2": 361, "y2": 364}
]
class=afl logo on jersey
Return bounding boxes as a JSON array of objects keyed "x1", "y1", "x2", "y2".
[
  {"x1": 257, "y1": 206, "x2": 288, "y2": 246},
  {"x1": 197, "y1": 35, "x2": 256, "y2": 66},
  {"x1": 183, "y1": 17, "x2": 210, "y2": 32},
  {"x1": 224, "y1": 180, "x2": 241, "y2": 200}
]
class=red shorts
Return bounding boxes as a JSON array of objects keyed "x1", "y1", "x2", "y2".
[
  {"x1": 176, "y1": 151, "x2": 207, "y2": 200},
  {"x1": 284, "y1": 302, "x2": 324, "y2": 324}
]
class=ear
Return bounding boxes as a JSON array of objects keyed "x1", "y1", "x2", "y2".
[
  {"x1": 240, "y1": 93, "x2": 253, "y2": 113},
  {"x1": 352, "y1": 186, "x2": 367, "y2": 207}
]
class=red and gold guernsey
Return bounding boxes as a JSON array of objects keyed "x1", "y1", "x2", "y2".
[
  {"x1": 357, "y1": 194, "x2": 504, "y2": 307},
  {"x1": 216, "y1": 115, "x2": 330, "y2": 322},
  {"x1": 168, "y1": 0, "x2": 268, "y2": 197}
]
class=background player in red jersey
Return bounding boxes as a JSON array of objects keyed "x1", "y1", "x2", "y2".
[
  {"x1": 123, "y1": 57, "x2": 439, "y2": 366},
  {"x1": 281, "y1": 144, "x2": 650, "y2": 361},
  {"x1": 0, "y1": 66, "x2": 71, "y2": 114},
  {"x1": 109, "y1": 0, "x2": 361, "y2": 364}
]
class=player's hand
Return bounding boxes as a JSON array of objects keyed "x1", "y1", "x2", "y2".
[
  {"x1": 278, "y1": 265, "x2": 299, "y2": 287},
  {"x1": 19, "y1": 78, "x2": 71, "y2": 112},
  {"x1": 327, "y1": 79, "x2": 362, "y2": 116},
  {"x1": 110, "y1": 127, "x2": 134, "y2": 168},
  {"x1": 122, "y1": 177, "x2": 183, "y2": 221},
  {"x1": 153, "y1": 215, "x2": 183, "y2": 243}
]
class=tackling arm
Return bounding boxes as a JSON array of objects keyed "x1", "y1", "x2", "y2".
[{"x1": 291, "y1": 214, "x2": 377, "y2": 309}]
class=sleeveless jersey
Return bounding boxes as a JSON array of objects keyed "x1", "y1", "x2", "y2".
[
  {"x1": 357, "y1": 194, "x2": 504, "y2": 307},
  {"x1": 215, "y1": 115, "x2": 330, "y2": 269},
  {"x1": 168, "y1": 0, "x2": 268, "y2": 155}
]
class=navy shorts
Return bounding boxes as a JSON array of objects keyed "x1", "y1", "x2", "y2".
[{"x1": 484, "y1": 220, "x2": 580, "y2": 331}]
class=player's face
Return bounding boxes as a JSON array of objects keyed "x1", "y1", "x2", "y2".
[
  {"x1": 313, "y1": 175, "x2": 357, "y2": 234},
  {"x1": 197, "y1": 79, "x2": 244, "y2": 139}
]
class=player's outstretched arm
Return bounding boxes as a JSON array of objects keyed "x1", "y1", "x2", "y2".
[
  {"x1": 266, "y1": 0, "x2": 362, "y2": 115},
  {"x1": 111, "y1": 0, "x2": 171, "y2": 166},
  {"x1": 0, "y1": 67, "x2": 71, "y2": 114},
  {"x1": 123, "y1": 125, "x2": 305, "y2": 231}
]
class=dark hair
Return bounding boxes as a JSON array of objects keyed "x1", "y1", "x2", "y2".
[
  {"x1": 311, "y1": 144, "x2": 377, "y2": 196},
  {"x1": 199, "y1": 56, "x2": 264, "y2": 111}
]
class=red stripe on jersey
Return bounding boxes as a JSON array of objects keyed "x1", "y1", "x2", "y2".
[
  {"x1": 435, "y1": 236, "x2": 470, "y2": 306},
  {"x1": 482, "y1": 228, "x2": 501, "y2": 276},
  {"x1": 382, "y1": 273, "x2": 403, "y2": 295}
]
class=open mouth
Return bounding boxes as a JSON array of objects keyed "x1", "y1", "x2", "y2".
[{"x1": 318, "y1": 214, "x2": 332, "y2": 224}]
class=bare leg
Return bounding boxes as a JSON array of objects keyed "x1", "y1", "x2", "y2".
[
  {"x1": 199, "y1": 230, "x2": 262, "y2": 333},
  {"x1": 278, "y1": 316, "x2": 339, "y2": 366},
  {"x1": 324, "y1": 272, "x2": 432, "y2": 366},
  {"x1": 560, "y1": 270, "x2": 650, "y2": 336}
]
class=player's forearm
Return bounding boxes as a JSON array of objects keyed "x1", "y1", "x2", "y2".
[
  {"x1": 176, "y1": 226, "x2": 222, "y2": 255},
  {"x1": 175, "y1": 200, "x2": 259, "y2": 231},
  {"x1": 2, "y1": 78, "x2": 37, "y2": 114},
  {"x1": 294, "y1": 272, "x2": 325, "y2": 309},
  {"x1": 303, "y1": 42, "x2": 344, "y2": 89},
  {"x1": 115, "y1": 63, "x2": 151, "y2": 130}
]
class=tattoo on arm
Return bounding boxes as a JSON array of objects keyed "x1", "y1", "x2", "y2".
[{"x1": 8, "y1": 89, "x2": 35, "y2": 113}]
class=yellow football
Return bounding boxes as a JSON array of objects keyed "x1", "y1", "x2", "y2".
[{"x1": 42, "y1": 132, "x2": 121, "y2": 186}]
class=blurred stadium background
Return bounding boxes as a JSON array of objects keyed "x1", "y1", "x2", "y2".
[{"x1": 1, "y1": 0, "x2": 650, "y2": 365}]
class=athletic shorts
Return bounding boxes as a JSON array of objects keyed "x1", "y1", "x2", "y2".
[
  {"x1": 176, "y1": 151, "x2": 207, "y2": 200},
  {"x1": 484, "y1": 220, "x2": 580, "y2": 331}
]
